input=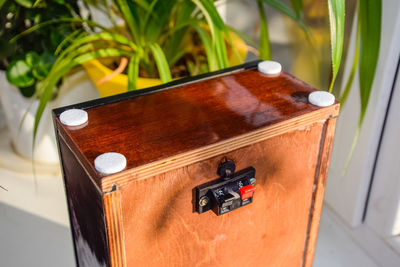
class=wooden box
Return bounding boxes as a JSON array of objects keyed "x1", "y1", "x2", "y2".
[{"x1": 53, "y1": 61, "x2": 339, "y2": 267}]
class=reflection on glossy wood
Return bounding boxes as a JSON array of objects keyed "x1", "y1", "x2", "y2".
[{"x1": 56, "y1": 69, "x2": 338, "y2": 189}]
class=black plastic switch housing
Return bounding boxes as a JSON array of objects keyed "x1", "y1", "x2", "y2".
[{"x1": 195, "y1": 164, "x2": 256, "y2": 216}]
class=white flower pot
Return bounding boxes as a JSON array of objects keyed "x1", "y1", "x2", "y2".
[{"x1": 0, "y1": 70, "x2": 100, "y2": 164}]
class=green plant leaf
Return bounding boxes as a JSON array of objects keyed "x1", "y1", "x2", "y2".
[
  {"x1": 192, "y1": 24, "x2": 217, "y2": 71},
  {"x1": 260, "y1": 0, "x2": 297, "y2": 20},
  {"x1": 50, "y1": 30, "x2": 65, "y2": 48},
  {"x1": 10, "y1": 18, "x2": 108, "y2": 44},
  {"x1": 343, "y1": 0, "x2": 381, "y2": 172},
  {"x1": 6, "y1": 60, "x2": 35, "y2": 88},
  {"x1": 191, "y1": 0, "x2": 229, "y2": 69},
  {"x1": 213, "y1": 28, "x2": 229, "y2": 69},
  {"x1": 62, "y1": 32, "x2": 137, "y2": 53},
  {"x1": 32, "y1": 52, "x2": 56, "y2": 80},
  {"x1": 144, "y1": 1, "x2": 176, "y2": 43},
  {"x1": 358, "y1": 0, "x2": 381, "y2": 124},
  {"x1": 18, "y1": 85, "x2": 36, "y2": 98},
  {"x1": 327, "y1": 0, "x2": 345, "y2": 92},
  {"x1": 340, "y1": 17, "x2": 360, "y2": 104},
  {"x1": 191, "y1": 0, "x2": 225, "y2": 29},
  {"x1": 290, "y1": 0, "x2": 303, "y2": 18},
  {"x1": 142, "y1": 0, "x2": 160, "y2": 32},
  {"x1": 149, "y1": 43, "x2": 172, "y2": 83},
  {"x1": 260, "y1": 0, "x2": 308, "y2": 33},
  {"x1": 0, "y1": 0, "x2": 7, "y2": 8},
  {"x1": 14, "y1": 0, "x2": 34, "y2": 8},
  {"x1": 131, "y1": 0, "x2": 150, "y2": 10},
  {"x1": 25, "y1": 51, "x2": 40, "y2": 67},
  {"x1": 116, "y1": 0, "x2": 140, "y2": 43},
  {"x1": 257, "y1": 0, "x2": 271, "y2": 60},
  {"x1": 168, "y1": 49, "x2": 187, "y2": 69},
  {"x1": 127, "y1": 55, "x2": 140, "y2": 91},
  {"x1": 54, "y1": 29, "x2": 85, "y2": 55},
  {"x1": 32, "y1": 0, "x2": 43, "y2": 8},
  {"x1": 50, "y1": 32, "x2": 137, "y2": 73},
  {"x1": 164, "y1": 1, "x2": 195, "y2": 63}
]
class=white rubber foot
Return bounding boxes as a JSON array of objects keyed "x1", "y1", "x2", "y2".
[
  {"x1": 94, "y1": 152, "x2": 127, "y2": 175},
  {"x1": 60, "y1": 109, "x2": 88, "y2": 126},
  {"x1": 308, "y1": 91, "x2": 335, "y2": 107},
  {"x1": 257, "y1": 61, "x2": 282, "y2": 76}
]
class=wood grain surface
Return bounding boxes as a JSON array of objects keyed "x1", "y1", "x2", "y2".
[
  {"x1": 56, "y1": 68, "x2": 339, "y2": 190},
  {"x1": 115, "y1": 122, "x2": 324, "y2": 267}
]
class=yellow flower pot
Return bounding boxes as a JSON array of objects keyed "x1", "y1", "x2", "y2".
[
  {"x1": 83, "y1": 60, "x2": 161, "y2": 97},
  {"x1": 83, "y1": 33, "x2": 248, "y2": 98}
]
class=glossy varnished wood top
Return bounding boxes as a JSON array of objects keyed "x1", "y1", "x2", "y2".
[{"x1": 56, "y1": 67, "x2": 339, "y2": 189}]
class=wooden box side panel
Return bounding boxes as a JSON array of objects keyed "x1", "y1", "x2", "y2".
[
  {"x1": 304, "y1": 118, "x2": 337, "y2": 267},
  {"x1": 112, "y1": 121, "x2": 325, "y2": 267},
  {"x1": 58, "y1": 136, "x2": 110, "y2": 267}
]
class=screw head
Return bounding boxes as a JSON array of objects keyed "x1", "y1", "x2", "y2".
[
  {"x1": 199, "y1": 196, "x2": 209, "y2": 207},
  {"x1": 217, "y1": 159, "x2": 236, "y2": 180},
  {"x1": 249, "y1": 178, "x2": 257, "y2": 186}
]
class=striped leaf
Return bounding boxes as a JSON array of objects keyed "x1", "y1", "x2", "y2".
[
  {"x1": 149, "y1": 43, "x2": 172, "y2": 83},
  {"x1": 358, "y1": 0, "x2": 381, "y2": 124},
  {"x1": 127, "y1": 55, "x2": 140, "y2": 91},
  {"x1": 343, "y1": 0, "x2": 382, "y2": 170},
  {"x1": 327, "y1": 0, "x2": 345, "y2": 93}
]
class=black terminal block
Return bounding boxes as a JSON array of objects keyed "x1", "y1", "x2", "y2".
[{"x1": 196, "y1": 161, "x2": 256, "y2": 216}]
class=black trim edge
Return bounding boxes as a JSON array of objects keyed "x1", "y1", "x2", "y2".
[{"x1": 53, "y1": 60, "x2": 261, "y2": 116}]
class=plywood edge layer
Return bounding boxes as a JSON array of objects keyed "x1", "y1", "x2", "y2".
[
  {"x1": 104, "y1": 190, "x2": 126, "y2": 267},
  {"x1": 101, "y1": 104, "x2": 339, "y2": 192}
]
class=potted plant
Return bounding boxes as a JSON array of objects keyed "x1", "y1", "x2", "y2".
[
  {"x1": 83, "y1": 30, "x2": 248, "y2": 97},
  {"x1": 0, "y1": 0, "x2": 99, "y2": 163},
  {"x1": 30, "y1": 0, "x2": 249, "y2": 96},
  {"x1": 13, "y1": 0, "x2": 252, "y2": 148},
  {"x1": 81, "y1": 0, "x2": 249, "y2": 97}
]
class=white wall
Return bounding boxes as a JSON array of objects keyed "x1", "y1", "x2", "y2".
[{"x1": 324, "y1": 0, "x2": 400, "y2": 227}]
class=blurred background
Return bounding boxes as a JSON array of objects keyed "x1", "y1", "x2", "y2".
[{"x1": 0, "y1": 0, "x2": 399, "y2": 266}]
